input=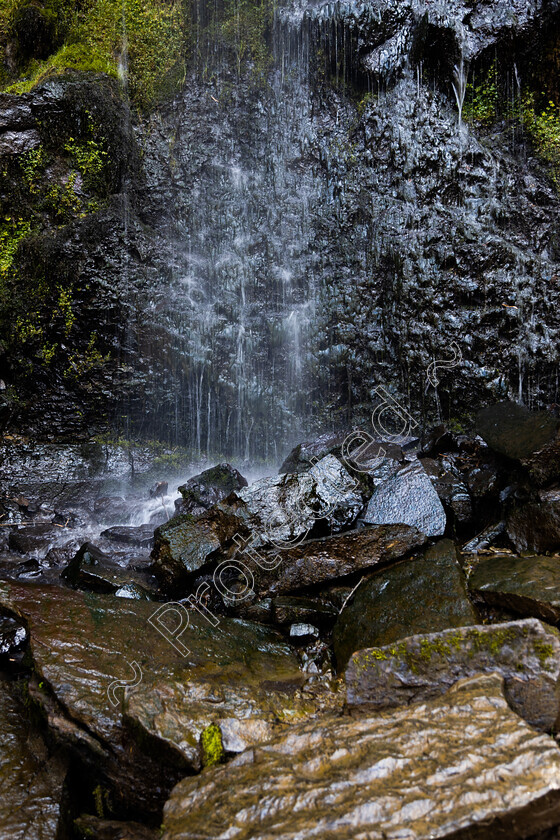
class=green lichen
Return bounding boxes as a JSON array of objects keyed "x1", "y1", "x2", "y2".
[
  {"x1": 2, "y1": 0, "x2": 190, "y2": 109},
  {"x1": 0, "y1": 217, "x2": 32, "y2": 277},
  {"x1": 532, "y1": 639, "x2": 555, "y2": 668},
  {"x1": 201, "y1": 723, "x2": 225, "y2": 768}
]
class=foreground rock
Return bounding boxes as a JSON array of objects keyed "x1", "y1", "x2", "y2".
[
  {"x1": 0, "y1": 680, "x2": 68, "y2": 839},
  {"x1": 175, "y1": 464, "x2": 248, "y2": 516},
  {"x1": 74, "y1": 814, "x2": 157, "y2": 839},
  {"x1": 469, "y1": 555, "x2": 560, "y2": 624},
  {"x1": 0, "y1": 581, "x2": 304, "y2": 816},
  {"x1": 346, "y1": 618, "x2": 560, "y2": 731},
  {"x1": 333, "y1": 540, "x2": 478, "y2": 669},
  {"x1": 363, "y1": 460, "x2": 446, "y2": 537},
  {"x1": 162, "y1": 674, "x2": 560, "y2": 840},
  {"x1": 477, "y1": 402, "x2": 560, "y2": 487}
]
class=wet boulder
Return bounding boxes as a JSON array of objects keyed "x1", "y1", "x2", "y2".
[
  {"x1": 363, "y1": 460, "x2": 446, "y2": 536},
  {"x1": 421, "y1": 455, "x2": 472, "y2": 525},
  {"x1": 0, "y1": 581, "x2": 305, "y2": 815},
  {"x1": 469, "y1": 554, "x2": 560, "y2": 624},
  {"x1": 278, "y1": 430, "x2": 354, "y2": 474},
  {"x1": 477, "y1": 402, "x2": 560, "y2": 487},
  {"x1": 61, "y1": 542, "x2": 157, "y2": 598},
  {"x1": 346, "y1": 618, "x2": 560, "y2": 732},
  {"x1": 8, "y1": 523, "x2": 62, "y2": 556},
  {"x1": 161, "y1": 673, "x2": 560, "y2": 840},
  {"x1": 231, "y1": 523, "x2": 427, "y2": 603},
  {"x1": 235, "y1": 455, "x2": 363, "y2": 545},
  {"x1": 101, "y1": 525, "x2": 155, "y2": 548},
  {"x1": 175, "y1": 464, "x2": 247, "y2": 516},
  {"x1": 333, "y1": 539, "x2": 478, "y2": 670},
  {"x1": 151, "y1": 505, "x2": 246, "y2": 590},
  {"x1": 0, "y1": 680, "x2": 68, "y2": 840},
  {"x1": 507, "y1": 488, "x2": 560, "y2": 553}
]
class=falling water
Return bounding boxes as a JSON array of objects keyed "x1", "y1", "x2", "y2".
[{"x1": 147, "y1": 3, "x2": 322, "y2": 460}]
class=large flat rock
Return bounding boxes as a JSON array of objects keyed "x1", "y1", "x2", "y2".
[
  {"x1": 238, "y1": 523, "x2": 427, "y2": 601},
  {"x1": 161, "y1": 673, "x2": 560, "y2": 840},
  {"x1": 469, "y1": 554, "x2": 560, "y2": 623},
  {"x1": 0, "y1": 679, "x2": 68, "y2": 840},
  {"x1": 333, "y1": 539, "x2": 478, "y2": 669},
  {"x1": 346, "y1": 618, "x2": 560, "y2": 731},
  {"x1": 0, "y1": 581, "x2": 303, "y2": 816}
]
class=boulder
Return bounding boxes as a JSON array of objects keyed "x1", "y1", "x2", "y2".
[
  {"x1": 346, "y1": 618, "x2": 560, "y2": 731},
  {"x1": 0, "y1": 680, "x2": 68, "y2": 840},
  {"x1": 507, "y1": 489, "x2": 560, "y2": 553},
  {"x1": 420, "y1": 456, "x2": 472, "y2": 525},
  {"x1": 0, "y1": 581, "x2": 304, "y2": 815},
  {"x1": 175, "y1": 464, "x2": 247, "y2": 516},
  {"x1": 101, "y1": 525, "x2": 155, "y2": 548},
  {"x1": 278, "y1": 430, "x2": 354, "y2": 474},
  {"x1": 236, "y1": 455, "x2": 363, "y2": 546},
  {"x1": 74, "y1": 814, "x2": 157, "y2": 840},
  {"x1": 469, "y1": 554, "x2": 560, "y2": 624},
  {"x1": 8, "y1": 523, "x2": 61, "y2": 556},
  {"x1": 477, "y1": 402, "x2": 560, "y2": 487},
  {"x1": 333, "y1": 539, "x2": 478, "y2": 669},
  {"x1": 151, "y1": 505, "x2": 245, "y2": 589},
  {"x1": 161, "y1": 673, "x2": 560, "y2": 840},
  {"x1": 232, "y1": 523, "x2": 427, "y2": 602},
  {"x1": 363, "y1": 460, "x2": 446, "y2": 536},
  {"x1": 61, "y1": 543, "x2": 157, "y2": 598}
]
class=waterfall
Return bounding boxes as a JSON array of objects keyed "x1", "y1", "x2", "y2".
[{"x1": 149, "y1": 2, "x2": 322, "y2": 461}]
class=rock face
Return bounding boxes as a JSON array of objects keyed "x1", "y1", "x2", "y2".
[
  {"x1": 477, "y1": 402, "x2": 560, "y2": 486},
  {"x1": 0, "y1": 680, "x2": 68, "y2": 840},
  {"x1": 345, "y1": 618, "x2": 560, "y2": 732},
  {"x1": 363, "y1": 461, "x2": 446, "y2": 537},
  {"x1": 0, "y1": 581, "x2": 303, "y2": 816},
  {"x1": 161, "y1": 673, "x2": 560, "y2": 840},
  {"x1": 333, "y1": 539, "x2": 478, "y2": 669},
  {"x1": 175, "y1": 464, "x2": 248, "y2": 517},
  {"x1": 469, "y1": 555, "x2": 560, "y2": 624}
]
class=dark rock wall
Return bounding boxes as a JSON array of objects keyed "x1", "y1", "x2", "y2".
[{"x1": 1, "y1": 0, "x2": 560, "y2": 457}]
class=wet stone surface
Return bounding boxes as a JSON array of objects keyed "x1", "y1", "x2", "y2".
[{"x1": 161, "y1": 673, "x2": 560, "y2": 840}]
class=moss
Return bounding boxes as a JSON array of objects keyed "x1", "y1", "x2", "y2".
[
  {"x1": 0, "y1": 217, "x2": 32, "y2": 277},
  {"x1": 463, "y1": 58, "x2": 498, "y2": 124},
  {"x1": 201, "y1": 723, "x2": 225, "y2": 768},
  {"x1": 2, "y1": 0, "x2": 190, "y2": 109},
  {"x1": 532, "y1": 638, "x2": 555, "y2": 669}
]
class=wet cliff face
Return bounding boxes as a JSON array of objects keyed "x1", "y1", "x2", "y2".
[{"x1": 1, "y1": 0, "x2": 560, "y2": 456}]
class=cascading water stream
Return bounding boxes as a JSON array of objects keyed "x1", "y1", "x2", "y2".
[{"x1": 150, "y1": 2, "x2": 323, "y2": 461}]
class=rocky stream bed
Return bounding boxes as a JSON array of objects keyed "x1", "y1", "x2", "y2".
[{"x1": 3, "y1": 402, "x2": 560, "y2": 838}]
